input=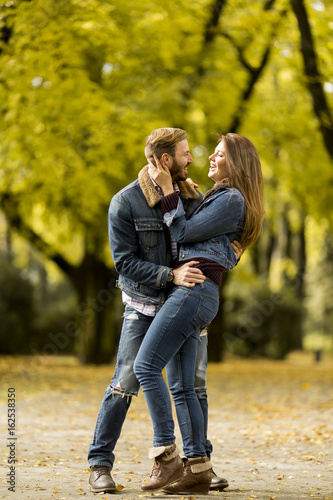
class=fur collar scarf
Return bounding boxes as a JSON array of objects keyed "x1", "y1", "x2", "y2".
[
  {"x1": 203, "y1": 180, "x2": 233, "y2": 201},
  {"x1": 138, "y1": 165, "x2": 200, "y2": 208}
]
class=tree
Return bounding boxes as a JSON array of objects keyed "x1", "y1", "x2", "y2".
[
  {"x1": 1, "y1": 0, "x2": 332, "y2": 362},
  {"x1": 291, "y1": 0, "x2": 333, "y2": 159}
]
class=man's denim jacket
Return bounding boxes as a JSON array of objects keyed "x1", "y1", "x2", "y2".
[
  {"x1": 108, "y1": 166, "x2": 202, "y2": 306},
  {"x1": 164, "y1": 187, "x2": 245, "y2": 271}
]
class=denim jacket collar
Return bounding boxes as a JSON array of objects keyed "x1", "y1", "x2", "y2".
[{"x1": 138, "y1": 165, "x2": 200, "y2": 208}]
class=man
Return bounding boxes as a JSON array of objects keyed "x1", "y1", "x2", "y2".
[{"x1": 88, "y1": 128, "x2": 232, "y2": 493}]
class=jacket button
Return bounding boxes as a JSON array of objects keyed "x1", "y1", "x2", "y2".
[{"x1": 182, "y1": 254, "x2": 185, "y2": 258}]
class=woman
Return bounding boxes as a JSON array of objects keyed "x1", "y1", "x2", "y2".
[{"x1": 134, "y1": 133, "x2": 264, "y2": 494}]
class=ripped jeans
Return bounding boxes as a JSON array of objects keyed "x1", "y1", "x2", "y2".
[{"x1": 88, "y1": 304, "x2": 212, "y2": 468}]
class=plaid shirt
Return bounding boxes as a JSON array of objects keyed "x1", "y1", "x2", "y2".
[{"x1": 122, "y1": 178, "x2": 179, "y2": 317}]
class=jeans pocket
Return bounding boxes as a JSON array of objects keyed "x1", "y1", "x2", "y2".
[{"x1": 195, "y1": 295, "x2": 219, "y2": 330}]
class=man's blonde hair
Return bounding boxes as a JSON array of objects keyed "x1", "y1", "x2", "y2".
[{"x1": 145, "y1": 128, "x2": 188, "y2": 163}]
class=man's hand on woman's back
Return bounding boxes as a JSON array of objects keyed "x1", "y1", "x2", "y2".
[{"x1": 173, "y1": 261, "x2": 205, "y2": 288}]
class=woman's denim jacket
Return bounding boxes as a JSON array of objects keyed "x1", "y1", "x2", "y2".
[
  {"x1": 108, "y1": 166, "x2": 201, "y2": 306},
  {"x1": 163, "y1": 187, "x2": 245, "y2": 271}
]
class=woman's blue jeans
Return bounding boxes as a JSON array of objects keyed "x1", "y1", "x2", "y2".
[
  {"x1": 88, "y1": 304, "x2": 212, "y2": 468},
  {"x1": 134, "y1": 280, "x2": 219, "y2": 458}
]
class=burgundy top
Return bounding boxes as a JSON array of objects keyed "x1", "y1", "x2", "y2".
[{"x1": 161, "y1": 193, "x2": 227, "y2": 286}]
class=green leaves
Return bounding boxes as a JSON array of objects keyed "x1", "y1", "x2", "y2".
[{"x1": 0, "y1": 0, "x2": 332, "y2": 328}]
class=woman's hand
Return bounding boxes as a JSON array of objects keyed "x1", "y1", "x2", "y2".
[
  {"x1": 148, "y1": 155, "x2": 174, "y2": 196},
  {"x1": 231, "y1": 240, "x2": 243, "y2": 261}
]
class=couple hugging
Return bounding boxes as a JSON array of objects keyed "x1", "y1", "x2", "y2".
[{"x1": 88, "y1": 127, "x2": 264, "y2": 494}]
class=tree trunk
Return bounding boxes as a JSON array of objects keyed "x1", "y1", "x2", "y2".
[
  {"x1": 283, "y1": 211, "x2": 306, "y2": 351},
  {"x1": 69, "y1": 254, "x2": 120, "y2": 364},
  {"x1": 291, "y1": 0, "x2": 333, "y2": 159},
  {"x1": 1, "y1": 195, "x2": 121, "y2": 364}
]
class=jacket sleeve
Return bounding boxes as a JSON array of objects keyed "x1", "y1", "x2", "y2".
[
  {"x1": 163, "y1": 189, "x2": 245, "y2": 243},
  {"x1": 108, "y1": 194, "x2": 170, "y2": 289}
]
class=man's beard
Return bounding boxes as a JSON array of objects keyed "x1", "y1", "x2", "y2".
[{"x1": 170, "y1": 158, "x2": 188, "y2": 182}]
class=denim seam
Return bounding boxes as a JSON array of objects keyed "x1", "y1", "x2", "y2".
[
  {"x1": 139, "y1": 290, "x2": 193, "y2": 444},
  {"x1": 176, "y1": 352, "x2": 194, "y2": 456},
  {"x1": 144, "y1": 289, "x2": 191, "y2": 370}
]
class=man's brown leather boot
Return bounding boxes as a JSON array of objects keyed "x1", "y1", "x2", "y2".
[
  {"x1": 141, "y1": 444, "x2": 183, "y2": 491},
  {"x1": 162, "y1": 456, "x2": 212, "y2": 494},
  {"x1": 210, "y1": 469, "x2": 229, "y2": 490},
  {"x1": 89, "y1": 465, "x2": 116, "y2": 493}
]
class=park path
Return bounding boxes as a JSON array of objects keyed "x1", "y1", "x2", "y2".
[{"x1": 0, "y1": 353, "x2": 332, "y2": 500}]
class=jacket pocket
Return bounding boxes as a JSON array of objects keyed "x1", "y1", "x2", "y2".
[{"x1": 134, "y1": 219, "x2": 163, "y2": 252}]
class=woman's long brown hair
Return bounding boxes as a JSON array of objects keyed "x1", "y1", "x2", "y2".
[{"x1": 221, "y1": 133, "x2": 264, "y2": 250}]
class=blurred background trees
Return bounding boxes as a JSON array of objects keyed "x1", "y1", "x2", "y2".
[{"x1": 0, "y1": 0, "x2": 332, "y2": 363}]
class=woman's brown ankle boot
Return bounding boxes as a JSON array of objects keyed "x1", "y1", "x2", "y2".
[
  {"x1": 141, "y1": 444, "x2": 183, "y2": 491},
  {"x1": 162, "y1": 456, "x2": 212, "y2": 494}
]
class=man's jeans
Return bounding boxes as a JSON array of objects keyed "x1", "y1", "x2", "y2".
[
  {"x1": 88, "y1": 304, "x2": 212, "y2": 468},
  {"x1": 134, "y1": 280, "x2": 219, "y2": 457}
]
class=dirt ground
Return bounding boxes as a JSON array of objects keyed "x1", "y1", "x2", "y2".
[{"x1": 0, "y1": 353, "x2": 332, "y2": 500}]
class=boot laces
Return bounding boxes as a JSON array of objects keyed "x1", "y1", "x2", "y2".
[
  {"x1": 94, "y1": 466, "x2": 111, "y2": 479},
  {"x1": 150, "y1": 461, "x2": 160, "y2": 477}
]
